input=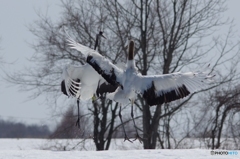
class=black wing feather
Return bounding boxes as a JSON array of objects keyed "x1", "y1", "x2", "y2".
[
  {"x1": 143, "y1": 82, "x2": 190, "y2": 106},
  {"x1": 96, "y1": 82, "x2": 118, "y2": 97},
  {"x1": 87, "y1": 55, "x2": 121, "y2": 87}
]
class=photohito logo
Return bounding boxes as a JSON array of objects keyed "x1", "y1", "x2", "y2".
[{"x1": 210, "y1": 150, "x2": 238, "y2": 155}]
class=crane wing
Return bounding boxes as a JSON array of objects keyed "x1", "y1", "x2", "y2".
[
  {"x1": 67, "y1": 37, "x2": 124, "y2": 87},
  {"x1": 136, "y1": 71, "x2": 214, "y2": 106}
]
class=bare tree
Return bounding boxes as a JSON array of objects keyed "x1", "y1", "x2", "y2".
[
  {"x1": 90, "y1": 98, "x2": 119, "y2": 150},
  {"x1": 6, "y1": 0, "x2": 240, "y2": 150},
  {"x1": 193, "y1": 84, "x2": 240, "y2": 149}
]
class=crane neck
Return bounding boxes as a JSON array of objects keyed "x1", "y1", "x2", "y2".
[
  {"x1": 127, "y1": 40, "x2": 136, "y2": 68},
  {"x1": 94, "y1": 34, "x2": 99, "y2": 50},
  {"x1": 128, "y1": 40, "x2": 134, "y2": 60}
]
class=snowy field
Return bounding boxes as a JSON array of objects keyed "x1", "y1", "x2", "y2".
[{"x1": 0, "y1": 139, "x2": 239, "y2": 159}]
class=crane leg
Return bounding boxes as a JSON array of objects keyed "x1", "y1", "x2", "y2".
[
  {"x1": 76, "y1": 100, "x2": 80, "y2": 128},
  {"x1": 131, "y1": 100, "x2": 143, "y2": 143},
  {"x1": 119, "y1": 105, "x2": 132, "y2": 143}
]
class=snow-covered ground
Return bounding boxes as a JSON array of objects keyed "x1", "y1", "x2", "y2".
[{"x1": 0, "y1": 139, "x2": 239, "y2": 159}]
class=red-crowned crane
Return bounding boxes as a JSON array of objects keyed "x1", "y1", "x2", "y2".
[{"x1": 61, "y1": 31, "x2": 118, "y2": 128}]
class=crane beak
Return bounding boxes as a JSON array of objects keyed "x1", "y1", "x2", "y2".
[{"x1": 99, "y1": 31, "x2": 107, "y2": 39}]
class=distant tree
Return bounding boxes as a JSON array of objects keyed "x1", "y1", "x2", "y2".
[
  {"x1": 0, "y1": 118, "x2": 50, "y2": 138},
  {"x1": 49, "y1": 105, "x2": 91, "y2": 139},
  {"x1": 6, "y1": 0, "x2": 240, "y2": 150}
]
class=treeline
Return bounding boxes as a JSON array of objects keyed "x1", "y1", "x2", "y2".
[
  {"x1": 0, "y1": 119, "x2": 51, "y2": 138},
  {"x1": 49, "y1": 106, "x2": 136, "y2": 139}
]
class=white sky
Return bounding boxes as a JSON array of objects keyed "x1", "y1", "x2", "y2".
[
  {"x1": 0, "y1": 0, "x2": 62, "y2": 128},
  {"x1": 0, "y1": 0, "x2": 240, "y2": 129}
]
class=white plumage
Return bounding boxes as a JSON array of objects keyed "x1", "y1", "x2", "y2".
[
  {"x1": 66, "y1": 37, "x2": 214, "y2": 106},
  {"x1": 62, "y1": 64, "x2": 106, "y2": 99}
]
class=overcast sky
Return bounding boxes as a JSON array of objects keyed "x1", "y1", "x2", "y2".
[
  {"x1": 0, "y1": 0, "x2": 239, "y2": 129},
  {"x1": 0, "y1": 0, "x2": 62, "y2": 128}
]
